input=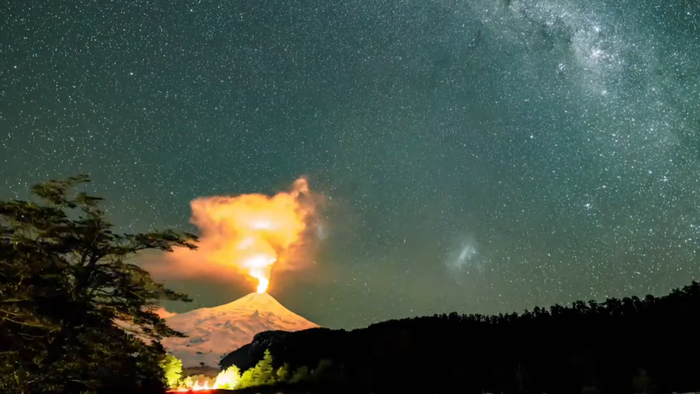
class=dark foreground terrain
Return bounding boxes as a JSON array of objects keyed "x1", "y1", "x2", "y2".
[{"x1": 221, "y1": 281, "x2": 700, "y2": 394}]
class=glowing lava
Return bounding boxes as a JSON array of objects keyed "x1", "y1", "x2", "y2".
[
  {"x1": 159, "y1": 177, "x2": 318, "y2": 293},
  {"x1": 256, "y1": 276, "x2": 269, "y2": 294},
  {"x1": 242, "y1": 253, "x2": 275, "y2": 293}
]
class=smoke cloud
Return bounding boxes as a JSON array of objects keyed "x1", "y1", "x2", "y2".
[
  {"x1": 149, "y1": 177, "x2": 320, "y2": 293},
  {"x1": 153, "y1": 307, "x2": 177, "y2": 319}
]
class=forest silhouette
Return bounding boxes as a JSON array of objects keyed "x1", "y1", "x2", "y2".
[{"x1": 223, "y1": 280, "x2": 700, "y2": 394}]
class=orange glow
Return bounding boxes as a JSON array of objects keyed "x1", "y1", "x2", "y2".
[
  {"x1": 169, "y1": 379, "x2": 212, "y2": 392},
  {"x1": 168, "y1": 366, "x2": 240, "y2": 392},
  {"x1": 154, "y1": 177, "x2": 318, "y2": 293}
]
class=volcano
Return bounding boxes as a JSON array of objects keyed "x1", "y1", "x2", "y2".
[{"x1": 161, "y1": 292, "x2": 319, "y2": 368}]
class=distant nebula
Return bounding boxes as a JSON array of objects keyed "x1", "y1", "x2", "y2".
[{"x1": 445, "y1": 237, "x2": 485, "y2": 278}]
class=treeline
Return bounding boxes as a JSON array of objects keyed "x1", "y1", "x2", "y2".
[
  {"x1": 223, "y1": 281, "x2": 700, "y2": 394},
  {"x1": 165, "y1": 350, "x2": 334, "y2": 391},
  {"x1": 0, "y1": 176, "x2": 198, "y2": 394}
]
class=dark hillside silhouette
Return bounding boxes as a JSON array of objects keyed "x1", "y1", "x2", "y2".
[{"x1": 222, "y1": 281, "x2": 700, "y2": 394}]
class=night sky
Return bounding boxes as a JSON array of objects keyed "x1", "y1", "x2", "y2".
[{"x1": 2, "y1": 0, "x2": 700, "y2": 328}]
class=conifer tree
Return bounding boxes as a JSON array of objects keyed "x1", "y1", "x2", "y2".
[
  {"x1": 160, "y1": 354, "x2": 183, "y2": 388},
  {"x1": 290, "y1": 365, "x2": 310, "y2": 383},
  {"x1": 236, "y1": 368, "x2": 256, "y2": 389},
  {"x1": 276, "y1": 362, "x2": 291, "y2": 382},
  {"x1": 256, "y1": 349, "x2": 277, "y2": 385},
  {"x1": 312, "y1": 358, "x2": 333, "y2": 380}
]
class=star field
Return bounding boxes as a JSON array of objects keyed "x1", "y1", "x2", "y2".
[{"x1": 1, "y1": 0, "x2": 699, "y2": 328}]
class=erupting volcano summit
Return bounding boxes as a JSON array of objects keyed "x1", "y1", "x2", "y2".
[{"x1": 161, "y1": 292, "x2": 318, "y2": 368}]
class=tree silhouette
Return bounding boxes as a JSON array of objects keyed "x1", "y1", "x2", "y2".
[
  {"x1": 160, "y1": 354, "x2": 183, "y2": 389},
  {"x1": 276, "y1": 362, "x2": 291, "y2": 382},
  {"x1": 255, "y1": 349, "x2": 277, "y2": 385},
  {"x1": 0, "y1": 175, "x2": 198, "y2": 393}
]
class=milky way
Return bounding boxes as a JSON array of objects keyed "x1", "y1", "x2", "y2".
[{"x1": 1, "y1": 0, "x2": 699, "y2": 328}]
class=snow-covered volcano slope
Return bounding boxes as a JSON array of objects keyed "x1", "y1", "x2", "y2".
[{"x1": 161, "y1": 292, "x2": 318, "y2": 368}]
